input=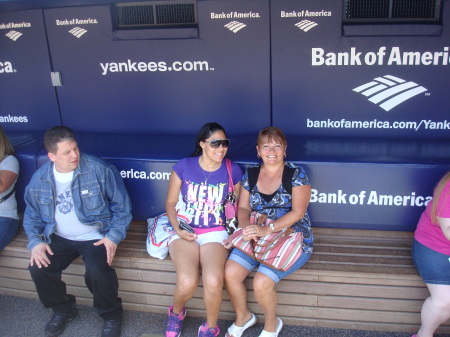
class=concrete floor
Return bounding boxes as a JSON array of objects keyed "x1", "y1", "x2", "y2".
[{"x1": 0, "y1": 295, "x2": 443, "y2": 337}]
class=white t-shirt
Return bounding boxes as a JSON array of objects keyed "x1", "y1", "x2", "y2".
[
  {"x1": 0, "y1": 155, "x2": 19, "y2": 220},
  {"x1": 53, "y1": 165, "x2": 103, "y2": 241}
]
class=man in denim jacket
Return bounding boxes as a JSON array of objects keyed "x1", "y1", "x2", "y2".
[{"x1": 24, "y1": 126, "x2": 132, "y2": 337}]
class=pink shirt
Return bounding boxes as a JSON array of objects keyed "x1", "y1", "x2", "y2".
[{"x1": 414, "y1": 180, "x2": 450, "y2": 255}]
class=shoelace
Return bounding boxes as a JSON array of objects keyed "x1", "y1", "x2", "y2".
[
  {"x1": 167, "y1": 314, "x2": 181, "y2": 331},
  {"x1": 209, "y1": 328, "x2": 219, "y2": 336},
  {"x1": 200, "y1": 326, "x2": 219, "y2": 337}
]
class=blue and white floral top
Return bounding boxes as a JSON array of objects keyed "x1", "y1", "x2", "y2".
[{"x1": 241, "y1": 162, "x2": 313, "y2": 254}]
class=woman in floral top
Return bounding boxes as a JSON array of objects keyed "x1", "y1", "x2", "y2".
[{"x1": 224, "y1": 127, "x2": 313, "y2": 337}]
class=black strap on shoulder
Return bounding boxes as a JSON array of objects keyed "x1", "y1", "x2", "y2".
[
  {"x1": 0, "y1": 187, "x2": 15, "y2": 203},
  {"x1": 282, "y1": 165, "x2": 296, "y2": 195},
  {"x1": 247, "y1": 166, "x2": 261, "y2": 192},
  {"x1": 248, "y1": 165, "x2": 296, "y2": 194}
]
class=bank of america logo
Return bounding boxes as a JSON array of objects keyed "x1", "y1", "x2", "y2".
[
  {"x1": 295, "y1": 20, "x2": 318, "y2": 32},
  {"x1": 68, "y1": 27, "x2": 87, "y2": 38},
  {"x1": 224, "y1": 21, "x2": 246, "y2": 33},
  {"x1": 353, "y1": 75, "x2": 427, "y2": 111},
  {"x1": 6, "y1": 30, "x2": 22, "y2": 41}
]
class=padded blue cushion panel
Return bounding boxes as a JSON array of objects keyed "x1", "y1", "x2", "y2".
[
  {"x1": 32, "y1": 133, "x2": 450, "y2": 228},
  {"x1": 288, "y1": 137, "x2": 450, "y2": 165},
  {"x1": 35, "y1": 133, "x2": 257, "y2": 164},
  {"x1": 8, "y1": 132, "x2": 45, "y2": 212},
  {"x1": 34, "y1": 133, "x2": 258, "y2": 220},
  {"x1": 35, "y1": 134, "x2": 450, "y2": 166}
]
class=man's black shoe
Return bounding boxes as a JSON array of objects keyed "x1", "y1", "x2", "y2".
[
  {"x1": 101, "y1": 316, "x2": 122, "y2": 337},
  {"x1": 45, "y1": 309, "x2": 78, "y2": 337}
]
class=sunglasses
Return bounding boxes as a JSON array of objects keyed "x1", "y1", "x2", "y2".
[{"x1": 204, "y1": 139, "x2": 230, "y2": 148}]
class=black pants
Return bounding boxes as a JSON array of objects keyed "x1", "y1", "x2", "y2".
[{"x1": 29, "y1": 234, "x2": 123, "y2": 319}]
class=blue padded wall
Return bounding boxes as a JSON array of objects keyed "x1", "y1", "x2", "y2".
[
  {"x1": 31, "y1": 133, "x2": 450, "y2": 230},
  {"x1": 8, "y1": 132, "x2": 45, "y2": 212},
  {"x1": 43, "y1": 1, "x2": 271, "y2": 135},
  {"x1": 271, "y1": 0, "x2": 450, "y2": 139},
  {"x1": 0, "y1": 10, "x2": 61, "y2": 132},
  {"x1": 1, "y1": 0, "x2": 449, "y2": 231},
  {"x1": 0, "y1": 10, "x2": 60, "y2": 212},
  {"x1": 34, "y1": 133, "x2": 256, "y2": 221},
  {"x1": 305, "y1": 162, "x2": 450, "y2": 231}
]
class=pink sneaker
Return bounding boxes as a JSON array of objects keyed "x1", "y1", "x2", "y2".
[
  {"x1": 198, "y1": 322, "x2": 220, "y2": 337},
  {"x1": 165, "y1": 305, "x2": 186, "y2": 337}
]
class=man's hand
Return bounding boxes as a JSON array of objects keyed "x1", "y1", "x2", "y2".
[
  {"x1": 30, "y1": 243, "x2": 53, "y2": 268},
  {"x1": 94, "y1": 237, "x2": 117, "y2": 266}
]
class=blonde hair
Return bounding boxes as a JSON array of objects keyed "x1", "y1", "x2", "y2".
[
  {"x1": 0, "y1": 125, "x2": 15, "y2": 162},
  {"x1": 431, "y1": 171, "x2": 450, "y2": 225}
]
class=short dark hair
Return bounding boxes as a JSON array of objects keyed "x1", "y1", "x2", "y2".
[
  {"x1": 44, "y1": 126, "x2": 76, "y2": 154},
  {"x1": 191, "y1": 122, "x2": 227, "y2": 157}
]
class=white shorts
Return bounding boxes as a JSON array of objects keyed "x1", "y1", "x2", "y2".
[{"x1": 169, "y1": 230, "x2": 229, "y2": 246}]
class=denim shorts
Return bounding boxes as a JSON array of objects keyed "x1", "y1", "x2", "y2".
[
  {"x1": 412, "y1": 239, "x2": 450, "y2": 285},
  {"x1": 0, "y1": 216, "x2": 19, "y2": 251},
  {"x1": 228, "y1": 247, "x2": 312, "y2": 284}
]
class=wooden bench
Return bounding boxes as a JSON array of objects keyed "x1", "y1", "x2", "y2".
[{"x1": 0, "y1": 221, "x2": 448, "y2": 334}]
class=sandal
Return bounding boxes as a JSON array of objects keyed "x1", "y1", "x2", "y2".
[
  {"x1": 226, "y1": 313, "x2": 257, "y2": 337},
  {"x1": 258, "y1": 317, "x2": 283, "y2": 337}
]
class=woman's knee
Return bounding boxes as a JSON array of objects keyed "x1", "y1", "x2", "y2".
[
  {"x1": 224, "y1": 261, "x2": 247, "y2": 285},
  {"x1": 176, "y1": 273, "x2": 198, "y2": 295},
  {"x1": 203, "y1": 272, "x2": 223, "y2": 293},
  {"x1": 428, "y1": 284, "x2": 450, "y2": 310},
  {"x1": 430, "y1": 294, "x2": 450, "y2": 313},
  {"x1": 253, "y1": 273, "x2": 276, "y2": 295},
  {"x1": 224, "y1": 263, "x2": 236, "y2": 283}
]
